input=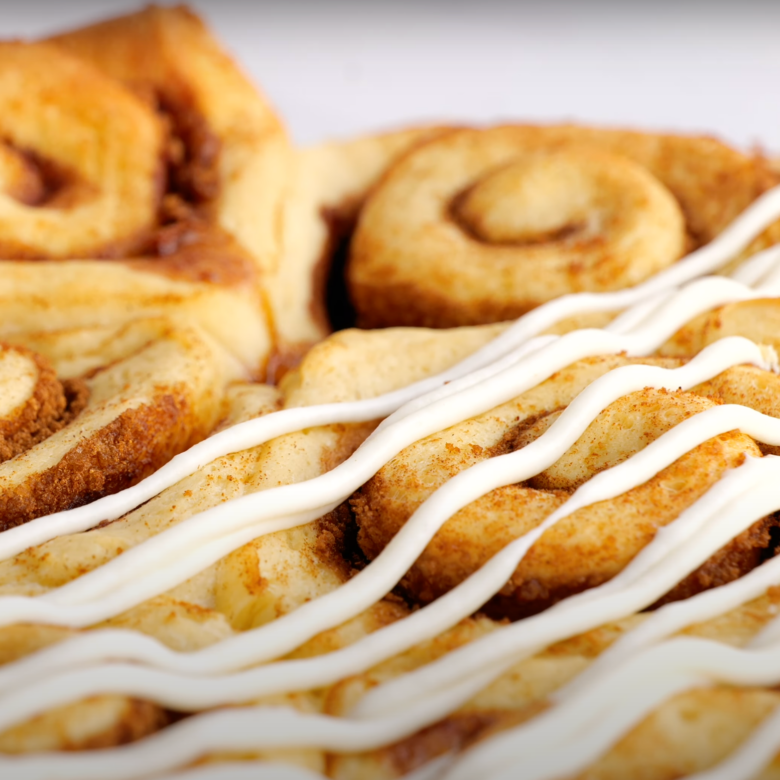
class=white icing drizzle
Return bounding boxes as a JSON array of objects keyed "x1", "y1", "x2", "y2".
[
  {"x1": 351, "y1": 452, "x2": 779, "y2": 720},
  {"x1": 729, "y1": 243, "x2": 780, "y2": 285},
  {"x1": 443, "y1": 624, "x2": 780, "y2": 780},
  {"x1": 684, "y1": 703, "x2": 780, "y2": 780},
  {"x1": 0, "y1": 339, "x2": 770, "y2": 730},
  {"x1": 556, "y1": 546, "x2": 780, "y2": 701},
  {"x1": 3, "y1": 186, "x2": 780, "y2": 565},
  {"x1": 427, "y1": 457, "x2": 780, "y2": 780},
  {"x1": 0, "y1": 276, "x2": 768, "y2": 636},
  {"x1": 3, "y1": 187, "x2": 780, "y2": 778}
]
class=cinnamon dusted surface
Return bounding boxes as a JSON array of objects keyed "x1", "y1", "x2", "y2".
[
  {"x1": 0, "y1": 345, "x2": 88, "y2": 465},
  {"x1": 0, "y1": 317, "x2": 241, "y2": 530},
  {"x1": 0, "y1": 386, "x2": 195, "y2": 531},
  {"x1": 351, "y1": 358, "x2": 780, "y2": 619},
  {"x1": 0, "y1": 325, "x2": 496, "y2": 758}
]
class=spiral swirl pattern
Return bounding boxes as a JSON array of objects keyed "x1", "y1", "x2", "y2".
[
  {"x1": 345, "y1": 125, "x2": 778, "y2": 328},
  {"x1": 0, "y1": 6, "x2": 302, "y2": 373},
  {"x1": 352, "y1": 355, "x2": 780, "y2": 618}
]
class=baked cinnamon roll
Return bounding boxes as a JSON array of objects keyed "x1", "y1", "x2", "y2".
[
  {"x1": 0, "y1": 317, "x2": 240, "y2": 529},
  {"x1": 286, "y1": 124, "x2": 778, "y2": 331},
  {"x1": 0, "y1": 6, "x2": 306, "y2": 374},
  {"x1": 352, "y1": 355, "x2": 779, "y2": 619}
]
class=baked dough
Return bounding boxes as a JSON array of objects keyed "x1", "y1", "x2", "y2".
[{"x1": 0, "y1": 7, "x2": 304, "y2": 374}]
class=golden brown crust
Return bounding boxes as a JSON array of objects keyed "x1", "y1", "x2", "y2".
[
  {"x1": 0, "y1": 387, "x2": 200, "y2": 530},
  {"x1": 0, "y1": 696, "x2": 170, "y2": 753},
  {"x1": 0, "y1": 6, "x2": 292, "y2": 372},
  {"x1": 6, "y1": 14, "x2": 780, "y2": 778},
  {"x1": 0, "y1": 317, "x2": 240, "y2": 530},
  {"x1": 3, "y1": 28, "x2": 258, "y2": 287},
  {"x1": 331, "y1": 711, "x2": 518, "y2": 779},
  {"x1": 0, "y1": 345, "x2": 88, "y2": 464},
  {"x1": 656, "y1": 514, "x2": 778, "y2": 607},
  {"x1": 0, "y1": 40, "x2": 165, "y2": 261}
]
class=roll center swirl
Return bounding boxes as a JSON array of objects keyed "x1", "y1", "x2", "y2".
[
  {"x1": 348, "y1": 127, "x2": 773, "y2": 328},
  {"x1": 452, "y1": 148, "x2": 682, "y2": 254}
]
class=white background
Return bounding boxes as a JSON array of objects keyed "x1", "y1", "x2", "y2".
[{"x1": 6, "y1": 0, "x2": 780, "y2": 151}]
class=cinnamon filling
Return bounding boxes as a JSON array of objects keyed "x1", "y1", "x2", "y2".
[
  {"x1": 0, "y1": 346, "x2": 89, "y2": 465},
  {"x1": 316, "y1": 201, "x2": 361, "y2": 333},
  {"x1": 0, "y1": 385, "x2": 201, "y2": 531},
  {"x1": 125, "y1": 89, "x2": 256, "y2": 286},
  {"x1": 1, "y1": 83, "x2": 255, "y2": 286},
  {"x1": 1, "y1": 140, "x2": 90, "y2": 209}
]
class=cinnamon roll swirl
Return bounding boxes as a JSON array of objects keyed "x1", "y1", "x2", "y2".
[
  {"x1": 353, "y1": 354, "x2": 780, "y2": 619},
  {"x1": 286, "y1": 123, "x2": 777, "y2": 331},
  {"x1": 0, "y1": 6, "x2": 305, "y2": 373}
]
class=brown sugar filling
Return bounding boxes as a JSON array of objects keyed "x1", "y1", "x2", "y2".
[
  {"x1": 122, "y1": 89, "x2": 256, "y2": 287},
  {"x1": 1, "y1": 140, "x2": 93, "y2": 210},
  {"x1": 316, "y1": 201, "x2": 362, "y2": 333},
  {"x1": 0, "y1": 385, "x2": 206, "y2": 531},
  {"x1": 489, "y1": 418, "x2": 780, "y2": 619},
  {"x1": 0, "y1": 346, "x2": 89, "y2": 465},
  {"x1": 3, "y1": 83, "x2": 255, "y2": 286}
]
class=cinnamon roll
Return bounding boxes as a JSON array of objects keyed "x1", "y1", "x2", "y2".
[
  {"x1": 0, "y1": 6, "x2": 306, "y2": 374},
  {"x1": 270, "y1": 127, "x2": 447, "y2": 378},
  {"x1": 286, "y1": 123, "x2": 777, "y2": 331},
  {"x1": 352, "y1": 355, "x2": 779, "y2": 619}
]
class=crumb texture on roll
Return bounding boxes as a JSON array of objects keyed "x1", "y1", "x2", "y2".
[
  {"x1": 0, "y1": 317, "x2": 240, "y2": 529},
  {"x1": 348, "y1": 125, "x2": 778, "y2": 328},
  {"x1": 352, "y1": 356, "x2": 780, "y2": 618},
  {"x1": 0, "y1": 344, "x2": 88, "y2": 465}
]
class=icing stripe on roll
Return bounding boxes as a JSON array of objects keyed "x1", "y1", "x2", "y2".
[
  {"x1": 0, "y1": 338, "x2": 772, "y2": 731},
  {"x1": 3, "y1": 184, "x2": 780, "y2": 562},
  {"x1": 0, "y1": 296, "x2": 769, "y2": 630}
]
